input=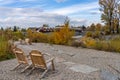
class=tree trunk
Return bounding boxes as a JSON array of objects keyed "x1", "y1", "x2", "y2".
[{"x1": 116, "y1": 23, "x2": 119, "y2": 34}]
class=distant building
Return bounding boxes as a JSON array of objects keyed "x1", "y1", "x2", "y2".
[
  {"x1": 37, "y1": 27, "x2": 54, "y2": 33},
  {"x1": 27, "y1": 25, "x2": 85, "y2": 35}
]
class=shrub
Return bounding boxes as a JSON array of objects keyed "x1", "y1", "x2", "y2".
[
  {"x1": 26, "y1": 29, "x2": 34, "y2": 41},
  {"x1": 47, "y1": 33, "x2": 54, "y2": 44},
  {"x1": 0, "y1": 35, "x2": 14, "y2": 61},
  {"x1": 52, "y1": 32, "x2": 63, "y2": 44},
  {"x1": 52, "y1": 26, "x2": 74, "y2": 45},
  {"x1": 85, "y1": 31, "x2": 93, "y2": 37},
  {"x1": 80, "y1": 37, "x2": 96, "y2": 48},
  {"x1": 109, "y1": 37, "x2": 120, "y2": 52},
  {"x1": 92, "y1": 31, "x2": 101, "y2": 39},
  {"x1": 80, "y1": 36, "x2": 120, "y2": 53},
  {"x1": 104, "y1": 25, "x2": 111, "y2": 35},
  {"x1": 94, "y1": 41, "x2": 103, "y2": 50},
  {"x1": 3, "y1": 29, "x2": 13, "y2": 40},
  {"x1": 101, "y1": 41, "x2": 110, "y2": 51},
  {"x1": 35, "y1": 33, "x2": 48, "y2": 43},
  {"x1": 71, "y1": 40, "x2": 81, "y2": 47},
  {"x1": 94, "y1": 40, "x2": 110, "y2": 51},
  {"x1": 13, "y1": 31, "x2": 24, "y2": 40}
]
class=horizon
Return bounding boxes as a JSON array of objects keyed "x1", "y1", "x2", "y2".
[{"x1": 0, "y1": 0, "x2": 101, "y2": 28}]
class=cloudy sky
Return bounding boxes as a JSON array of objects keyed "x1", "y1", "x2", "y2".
[{"x1": 0, "y1": 0, "x2": 101, "y2": 28}]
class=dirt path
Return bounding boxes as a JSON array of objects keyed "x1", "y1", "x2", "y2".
[{"x1": 0, "y1": 42, "x2": 120, "y2": 80}]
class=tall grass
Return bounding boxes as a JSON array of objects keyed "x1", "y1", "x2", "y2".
[
  {"x1": 80, "y1": 36, "x2": 120, "y2": 53},
  {"x1": 0, "y1": 34, "x2": 14, "y2": 61},
  {"x1": 109, "y1": 37, "x2": 120, "y2": 52}
]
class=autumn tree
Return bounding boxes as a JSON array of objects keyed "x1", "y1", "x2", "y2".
[
  {"x1": 99, "y1": 0, "x2": 120, "y2": 34},
  {"x1": 113, "y1": 1, "x2": 120, "y2": 33},
  {"x1": 116, "y1": 4, "x2": 120, "y2": 33},
  {"x1": 87, "y1": 23, "x2": 96, "y2": 31},
  {"x1": 52, "y1": 17, "x2": 74, "y2": 45},
  {"x1": 95, "y1": 23, "x2": 102, "y2": 31},
  {"x1": 26, "y1": 29, "x2": 33, "y2": 41}
]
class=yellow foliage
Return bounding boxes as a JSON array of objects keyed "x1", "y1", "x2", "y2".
[
  {"x1": 95, "y1": 23, "x2": 102, "y2": 31},
  {"x1": 13, "y1": 31, "x2": 24, "y2": 40},
  {"x1": 53, "y1": 32, "x2": 62, "y2": 44},
  {"x1": 52, "y1": 25, "x2": 74, "y2": 45},
  {"x1": 26, "y1": 21, "x2": 74, "y2": 45},
  {"x1": 85, "y1": 31, "x2": 92, "y2": 37},
  {"x1": 27, "y1": 29, "x2": 34, "y2": 40},
  {"x1": 26, "y1": 28, "x2": 49, "y2": 43},
  {"x1": 81, "y1": 37, "x2": 96, "y2": 48},
  {"x1": 110, "y1": 38, "x2": 120, "y2": 52},
  {"x1": 0, "y1": 34, "x2": 15, "y2": 61},
  {"x1": 92, "y1": 31, "x2": 101, "y2": 38}
]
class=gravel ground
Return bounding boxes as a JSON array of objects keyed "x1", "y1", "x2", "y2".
[{"x1": 0, "y1": 42, "x2": 120, "y2": 80}]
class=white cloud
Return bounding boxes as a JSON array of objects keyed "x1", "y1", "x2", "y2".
[
  {"x1": 0, "y1": 7, "x2": 87, "y2": 28},
  {"x1": 69, "y1": 18, "x2": 87, "y2": 26},
  {"x1": 47, "y1": 1, "x2": 100, "y2": 26},
  {"x1": 89, "y1": 10, "x2": 101, "y2": 14},
  {"x1": 50, "y1": 2, "x2": 99, "y2": 15},
  {"x1": 0, "y1": 7, "x2": 65, "y2": 27},
  {"x1": 0, "y1": 7, "x2": 43, "y2": 17}
]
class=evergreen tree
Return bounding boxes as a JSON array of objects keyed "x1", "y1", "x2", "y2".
[
  {"x1": 13, "y1": 26, "x2": 17, "y2": 32},
  {"x1": 0, "y1": 27, "x2": 4, "y2": 31}
]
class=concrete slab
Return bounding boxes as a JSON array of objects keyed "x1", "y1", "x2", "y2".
[
  {"x1": 69, "y1": 64, "x2": 99, "y2": 74},
  {"x1": 58, "y1": 50, "x2": 64, "y2": 54},
  {"x1": 63, "y1": 62, "x2": 76, "y2": 67},
  {"x1": 66, "y1": 52, "x2": 75, "y2": 57},
  {"x1": 55, "y1": 57, "x2": 66, "y2": 63},
  {"x1": 50, "y1": 47, "x2": 58, "y2": 51},
  {"x1": 100, "y1": 70, "x2": 120, "y2": 80}
]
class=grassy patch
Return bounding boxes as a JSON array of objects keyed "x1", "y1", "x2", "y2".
[
  {"x1": 0, "y1": 36, "x2": 15, "y2": 61},
  {"x1": 80, "y1": 36, "x2": 120, "y2": 53}
]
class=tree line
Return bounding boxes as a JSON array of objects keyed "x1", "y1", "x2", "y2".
[{"x1": 99, "y1": 0, "x2": 120, "y2": 34}]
